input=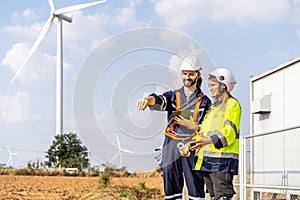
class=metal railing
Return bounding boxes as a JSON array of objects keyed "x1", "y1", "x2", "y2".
[{"x1": 239, "y1": 125, "x2": 300, "y2": 200}]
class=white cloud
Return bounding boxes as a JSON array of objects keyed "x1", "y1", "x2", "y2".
[
  {"x1": 10, "y1": 9, "x2": 39, "y2": 24},
  {"x1": 4, "y1": 9, "x2": 109, "y2": 47},
  {"x1": 1, "y1": 42, "x2": 56, "y2": 84},
  {"x1": 114, "y1": 1, "x2": 136, "y2": 27},
  {"x1": 22, "y1": 9, "x2": 37, "y2": 20},
  {"x1": 64, "y1": 1, "x2": 147, "y2": 42},
  {"x1": 1, "y1": 42, "x2": 74, "y2": 85},
  {"x1": 2, "y1": 21, "x2": 51, "y2": 42},
  {"x1": 1, "y1": 2, "x2": 156, "y2": 86},
  {"x1": 3, "y1": 9, "x2": 109, "y2": 67},
  {"x1": 0, "y1": 92, "x2": 40, "y2": 123},
  {"x1": 111, "y1": 0, "x2": 149, "y2": 28},
  {"x1": 63, "y1": 11, "x2": 109, "y2": 43},
  {"x1": 154, "y1": 0, "x2": 293, "y2": 28}
]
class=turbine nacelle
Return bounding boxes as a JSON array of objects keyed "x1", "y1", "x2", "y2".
[{"x1": 56, "y1": 14, "x2": 73, "y2": 23}]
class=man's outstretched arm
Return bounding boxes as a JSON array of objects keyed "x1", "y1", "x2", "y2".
[{"x1": 136, "y1": 96, "x2": 156, "y2": 110}]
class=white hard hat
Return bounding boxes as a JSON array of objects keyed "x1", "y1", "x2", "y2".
[
  {"x1": 209, "y1": 68, "x2": 237, "y2": 92},
  {"x1": 179, "y1": 55, "x2": 201, "y2": 71}
]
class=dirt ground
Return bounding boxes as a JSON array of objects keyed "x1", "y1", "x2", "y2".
[
  {"x1": 3, "y1": 173, "x2": 293, "y2": 200},
  {"x1": 0, "y1": 173, "x2": 164, "y2": 200}
]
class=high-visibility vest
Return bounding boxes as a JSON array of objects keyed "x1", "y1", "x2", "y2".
[
  {"x1": 194, "y1": 97, "x2": 241, "y2": 173},
  {"x1": 164, "y1": 90, "x2": 204, "y2": 141}
]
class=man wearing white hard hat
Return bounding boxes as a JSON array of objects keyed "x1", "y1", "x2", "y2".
[
  {"x1": 176, "y1": 68, "x2": 241, "y2": 200},
  {"x1": 137, "y1": 55, "x2": 211, "y2": 200}
]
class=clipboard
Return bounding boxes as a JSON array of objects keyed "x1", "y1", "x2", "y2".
[{"x1": 172, "y1": 110, "x2": 192, "y2": 119}]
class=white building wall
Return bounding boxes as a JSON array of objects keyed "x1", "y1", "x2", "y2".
[
  {"x1": 250, "y1": 56, "x2": 300, "y2": 191},
  {"x1": 252, "y1": 71, "x2": 284, "y2": 132},
  {"x1": 284, "y1": 62, "x2": 300, "y2": 127}
]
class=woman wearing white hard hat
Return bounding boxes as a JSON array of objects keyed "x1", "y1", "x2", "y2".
[{"x1": 175, "y1": 68, "x2": 241, "y2": 200}]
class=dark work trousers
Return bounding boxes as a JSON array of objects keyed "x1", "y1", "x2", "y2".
[
  {"x1": 199, "y1": 171, "x2": 236, "y2": 199},
  {"x1": 162, "y1": 137, "x2": 205, "y2": 200}
]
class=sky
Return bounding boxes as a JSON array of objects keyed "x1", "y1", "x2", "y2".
[{"x1": 1, "y1": 0, "x2": 300, "y2": 172}]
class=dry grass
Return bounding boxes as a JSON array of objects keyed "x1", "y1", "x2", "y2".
[
  {"x1": 2, "y1": 171, "x2": 297, "y2": 200},
  {"x1": 0, "y1": 172, "x2": 164, "y2": 200}
]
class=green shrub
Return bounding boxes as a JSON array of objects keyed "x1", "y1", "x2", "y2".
[
  {"x1": 100, "y1": 172, "x2": 110, "y2": 187},
  {"x1": 15, "y1": 168, "x2": 35, "y2": 176},
  {"x1": 138, "y1": 182, "x2": 146, "y2": 190},
  {"x1": 119, "y1": 191, "x2": 135, "y2": 200}
]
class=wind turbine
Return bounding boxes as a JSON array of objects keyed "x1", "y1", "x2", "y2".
[
  {"x1": 110, "y1": 134, "x2": 134, "y2": 168},
  {"x1": 10, "y1": 0, "x2": 107, "y2": 135},
  {"x1": 6, "y1": 147, "x2": 19, "y2": 168}
]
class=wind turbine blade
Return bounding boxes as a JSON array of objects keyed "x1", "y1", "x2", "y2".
[
  {"x1": 116, "y1": 134, "x2": 121, "y2": 150},
  {"x1": 122, "y1": 149, "x2": 134, "y2": 154},
  {"x1": 48, "y1": 0, "x2": 55, "y2": 12},
  {"x1": 54, "y1": 0, "x2": 106, "y2": 15},
  {"x1": 109, "y1": 150, "x2": 120, "y2": 163},
  {"x1": 6, "y1": 146, "x2": 12, "y2": 155},
  {"x1": 10, "y1": 15, "x2": 54, "y2": 85}
]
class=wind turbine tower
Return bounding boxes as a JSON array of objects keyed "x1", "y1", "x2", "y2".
[
  {"x1": 10, "y1": 0, "x2": 107, "y2": 135},
  {"x1": 110, "y1": 135, "x2": 134, "y2": 168}
]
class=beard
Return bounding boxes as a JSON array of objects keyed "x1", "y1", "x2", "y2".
[{"x1": 183, "y1": 78, "x2": 197, "y2": 88}]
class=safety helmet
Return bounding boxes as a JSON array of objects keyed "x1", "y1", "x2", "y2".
[
  {"x1": 209, "y1": 68, "x2": 237, "y2": 92},
  {"x1": 179, "y1": 55, "x2": 201, "y2": 71}
]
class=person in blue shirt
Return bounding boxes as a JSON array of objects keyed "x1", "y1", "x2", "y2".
[{"x1": 137, "y1": 55, "x2": 211, "y2": 200}]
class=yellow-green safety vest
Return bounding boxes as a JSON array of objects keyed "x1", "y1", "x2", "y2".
[{"x1": 194, "y1": 97, "x2": 241, "y2": 173}]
